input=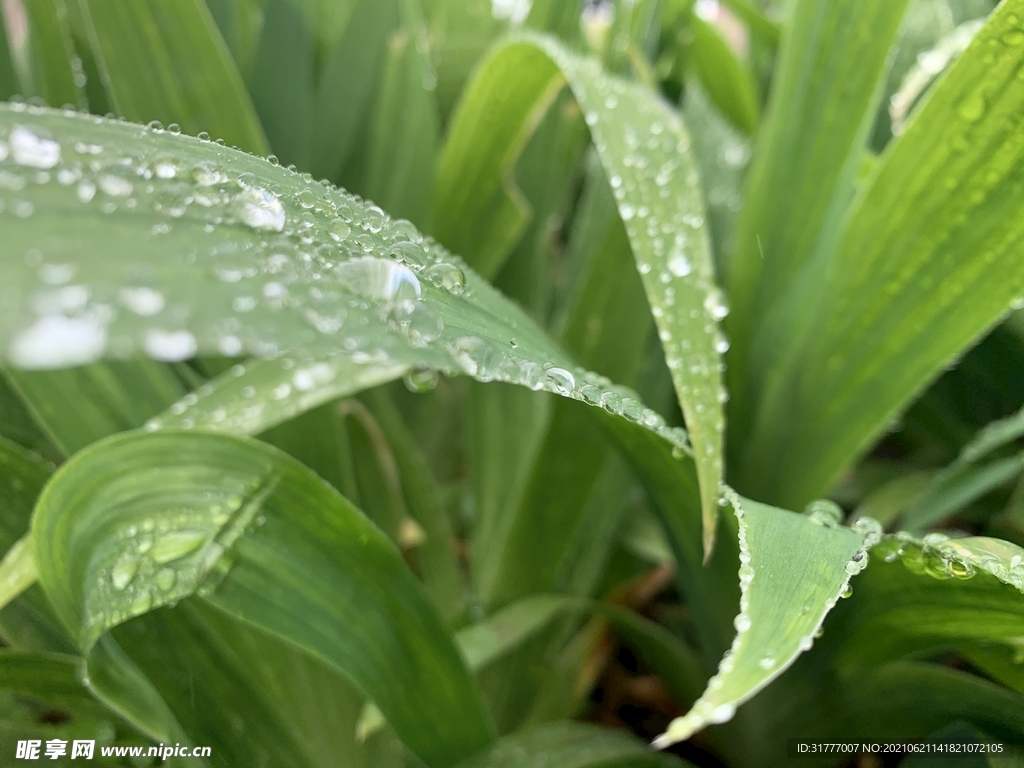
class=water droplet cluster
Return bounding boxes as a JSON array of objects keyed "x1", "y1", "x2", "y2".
[
  {"x1": 0, "y1": 106, "x2": 692, "y2": 452},
  {"x1": 877, "y1": 530, "x2": 1024, "y2": 590},
  {"x1": 81, "y1": 474, "x2": 273, "y2": 644},
  {"x1": 534, "y1": 35, "x2": 726, "y2": 507}
]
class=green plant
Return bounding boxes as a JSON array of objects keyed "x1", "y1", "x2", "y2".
[{"x1": 0, "y1": 0, "x2": 1021, "y2": 766}]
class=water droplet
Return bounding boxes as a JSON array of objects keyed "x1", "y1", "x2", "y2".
[
  {"x1": 391, "y1": 241, "x2": 427, "y2": 268},
  {"x1": 328, "y1": 218, "x2": 351, "y2": 241},
  {"x1": 404, "y1": 368, "x2": 439, "y2": 392},
  {"x1": 292, "y1": 362, "x2": 335, "y2": 391},
  {"x1": 601, "y1": 391, "x2": 623, "y2": 414},
  {"x1": 804, "y1": 499, "x2": 843, "y2": 527},
  {"x1": 758, "y1": 656, "x2": 776, "y2": 670},
  {"x1": 119, "y1": 287, "x2": 165, "y2": 316},
  {"x1": 97, "y1": 169, "x2": 133, "y2": 197},
  {"x1": 546, "y1": 367, "x2": 575, "y2": 395},
  {"x1": 851, "y1": 516, "x2": 884, "y2": 546},
  {"x1": 232, "y1": 186, "x2": 285, "y2": 231},
  {"x1": 111, "y1": 555, "x2": 139, "y2": 590},
  {"x1": 668, "y1": 253, "x2": 691, "y2": 277},
  {"x1": 76, "y1": 179, "x2": 96, "y2": 203},
  {"x1": 9, "y1": 126, "x2": 60, "y2": 168},
  {"x1": 1003, "y1": 29, "x2": 1024, "y2": 46},
  {"x1": 423, "y1": 262, "x2": 466, "y2": 295},
  {"x1": 707, "y1": 703, "x2": 735, "y2": 724},
  {"x1": 150, "y1": 530, "x2": 208, "y2": 564},
  {"x1": 144, "y1": 329, "x2": 197, "y2": 362},
  {"x1": 130, "y1": 591, "x2": 153, "y2": 613},
  {"x1": 385, "y1": 299, "x2": 443, "y2": 346},
  {"x1": 153, "y1": 155, "x2": 179, "y2": 179},
  {"x1": 9, "y1": 315, "x2": 107, "y2": 369},
  {"x1": 190, "y1": 159, "x2": 225, "y2": 186},
  {"x1": 957, "y1": 92, "x2": 986, "y2": 122},
  {"x1": 840, "y1": 582, "x2": 853, "y2": 598},
  {"x1": 733, "y1": 614, "x2": 751, "y2": 632},
  {"x1": 336, "y1": 257, "x2": 420, "y2": 301},
  {"x1": 704, "y1": 287, "x2": 730, "y2": 320},
  {"x1": 449, "y1": 336, "x2": 502, "y2": 380},
  {"x1": 364, "y1": 205, "x2": 385, "y2": 233},
  {"x1": 155, "y1": 568, "x2": 177, "y2": 591}
]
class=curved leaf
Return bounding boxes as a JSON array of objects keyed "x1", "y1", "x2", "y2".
[
  {"x1": 0, "y1": 102, "x2": 692, "y2": 473},
  {"x1": 653, "y1": 492, "x2": 875, "y2": 747},
  {"x1": 31, "y1": 430, "x2": 495, "y2": 767},
  {"x1": 440, "y1": 32, "x2": 725, "y2": 551},
  {"x1": 827, "y1": 533, "x2": 1024, "y2": 667}
]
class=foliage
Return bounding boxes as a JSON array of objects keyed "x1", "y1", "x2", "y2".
[{"x1": 0, "y1": 0, "x2": 1022, "y2": 766}]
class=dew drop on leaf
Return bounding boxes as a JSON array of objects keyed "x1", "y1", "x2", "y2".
[
  {"x1": 9, "y1": 126, "x2": 60, "y2": 168},
  {"x1": 232, "y1": 185, "x2": 285, "y2": 232},
  {"x1": 110, "y1": 555, "x2": 139, "y2": 591},
  {"x1": 404, "y1": 368, "x2": 439, "y2": 393},
  {"x1": 336, "y1": 257, "x2": 421, "y2": 301},
  {"x1": 8, "y1": 315, "x2": 107, "y2": 369},
  {"x1": 150, "y1": 530, "x2": 208, "y2": 564},
  {"x1": 423, "y1": 262, "x2": 466, "y2": 295}
]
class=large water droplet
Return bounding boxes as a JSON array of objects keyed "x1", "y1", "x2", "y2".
[
  {"x1": 336, "y1": 257, "x2": 420, "y2": 301},
  {"x1": 155, "y1": 567, "x2": 177, "y2": 591},
  {"x1": 111, "y1": 555, "x2": 139, "y2": 591},
  {"x1": 423, "y1": 262, "x2": 466, "y2": 295},
  {"x1": 704, "y1": 287, "x2": 730, "y2": 320},
  {"x1": 232, "y1": 186, "x2": 285, "y2": 231},
  {"x1": 150, "y1": 530, "x2": 208, "y2": 564},
  {"x1": 385, "y1": 299, "x2": 443, "y2": 346},
  {"x1": 804, "y1": 499, "x2": 843, "y2": 527},
  {"x1": 545, "y1": 367, "x2": 575, "y2": 395},
  {"x1": 8, "y1": 315, "x2": 107, "y2": 369},
  {"x1": 9, "y1": 126, "x2": 60, "y2": 169},
  {"x1": 119, "y1": 287, "x2": 165, "y2": 316},
  {"x1": 957, "y1": 92, "x2": 986, "y2": 122},
  {"x1": 668, "y1": 253, "x2": 691, "y2": 277},
  {"x1": 404, "y1": 368, "x2": 439, "y2": 392},
  {"x1": 144, "y1": 329, "x2": 197, "y2": 362}
]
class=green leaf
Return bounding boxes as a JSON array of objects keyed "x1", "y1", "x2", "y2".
[
  {"x1": 726, "y1": 0, "x2": 911, "y2": 490},
  {"x1": 0, "y1": 103, "x2": 694, "y2": 490},
  {"x1": 433, "y1": 40, "x2": 565, "y2": 279},
  {"x1": 78, "y1": 0, "x2": 268, "y2": 153},
  {"x1": 454, "y1": 722, "x2": 692, "y2": 768},
  {"x1": 6, "y1": 361, "x2": 186, "y2": 455},
  {"x1": 361, "y1": 593, "x2": 704, "y2": 741},
  {"x1": 311, "y1": 0, "x2": 401, "y2": 182},
  {"x1": 889, "y1": 19, "x2": 984, "y2": 137},
  {"x1": 1, "y1": 0, "x2": 84, "y2": 108},
  {"x1": 31, "y1": 429, "x2": 496, "y2": 767},
  {"x1": 440, "y1": 32, "x2": 725, "y2": 552},
  {"x1": 682, "y1": 77, "x2": 750, "y2": 273},
  {"x1": 750, "y1": 0, "x2": 1024, "y2": 506},
  {"x1": 741, "y1": 0, "x2": 1024, "y2": 505},
  {"x1": 148, "y1": 354, "x2": 406, "y2": 436},
  {"x1": 0, "y1": 436, "x2": 71, "y2": 652},
  {"x1": 688, "y1": 15, "x2": 760, "y2": 134},
  {"x1": 0, "y1": 536, "x2": 38, "y2": 611},
  {"x1": 356, "y1": 0, "x2": 438, "y2": 229},
  {"x1": 653, "y1": 491, "x2": 874, "y2": 747},
  {"x1": 826, "y1": 533, "x2": 1024, "y2": 667}
]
